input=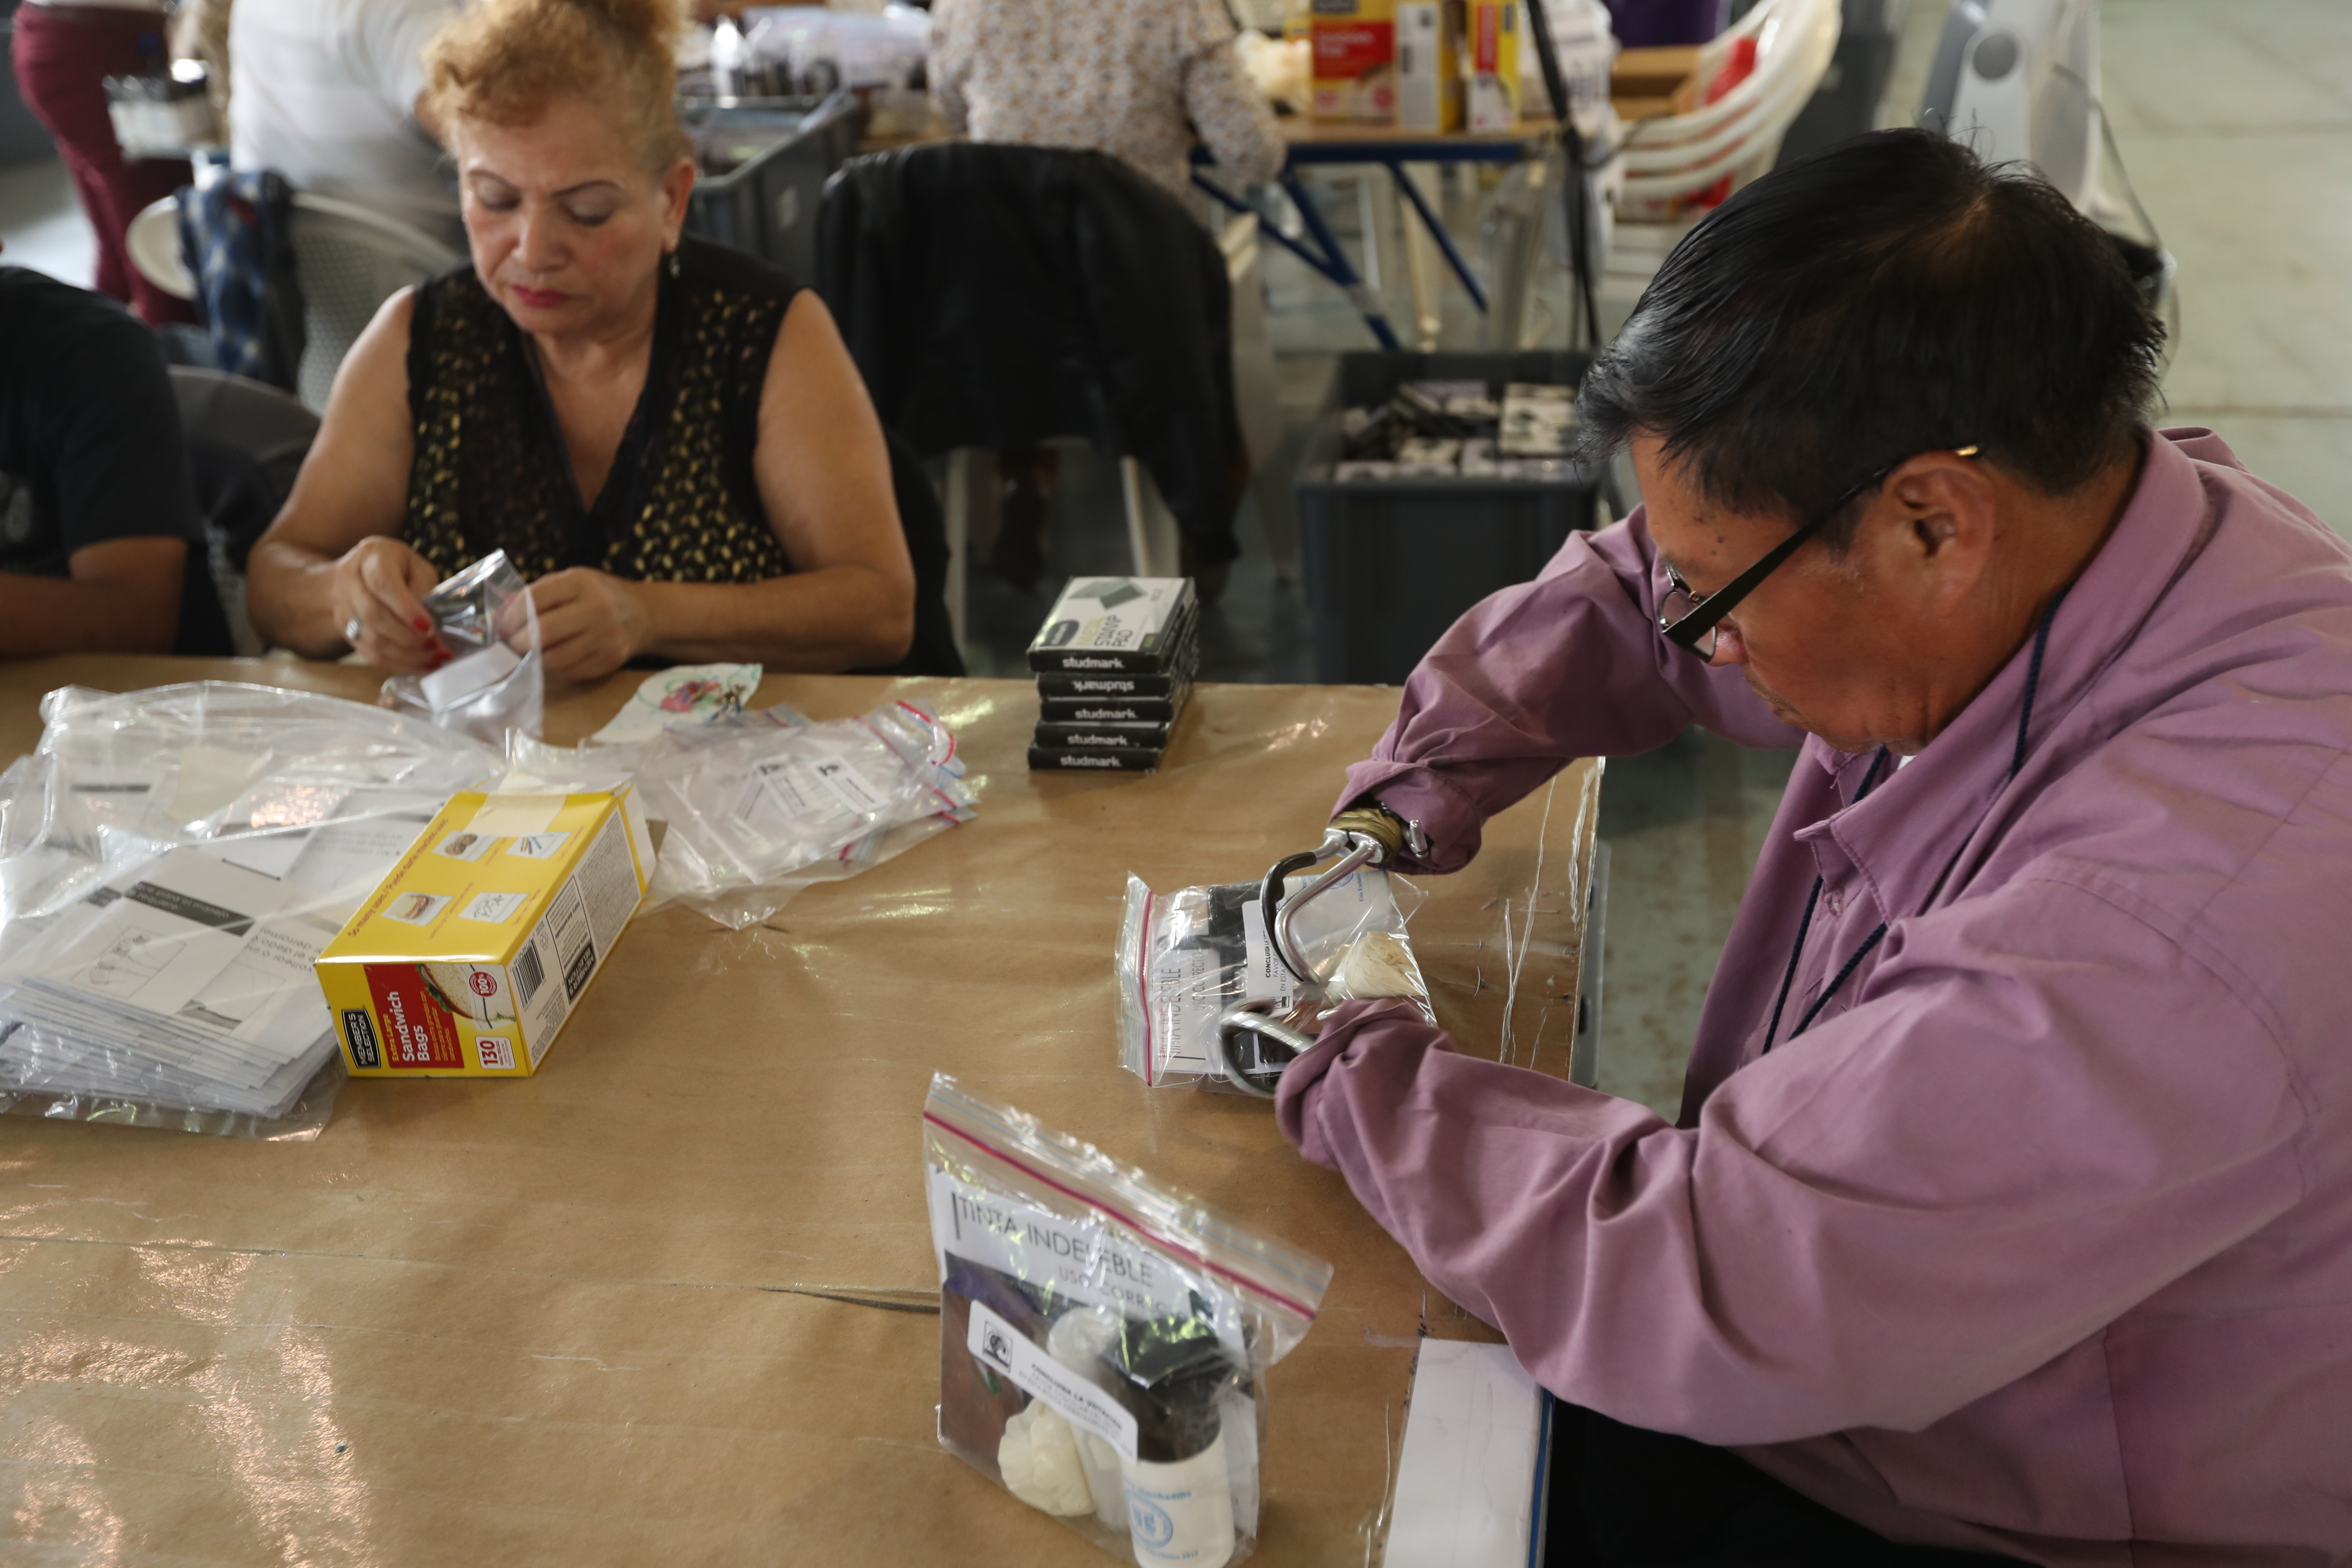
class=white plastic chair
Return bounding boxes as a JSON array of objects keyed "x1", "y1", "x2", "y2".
[
  {"x1": 127, "y1": 196, "x2": 196, "y2": 299},
  {"x1": 1605, "y1": 0, "x2": 1843, "y2": 278},
  {"x1": 285, "y1": 195, "x2": 463, "y2": 412},
  {"x1": 126, "y1": 190, "x2": 462, "y2": 413}
]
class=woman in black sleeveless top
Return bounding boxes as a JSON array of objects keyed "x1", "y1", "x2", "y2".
[{"x1": 246, "y1": 0, "x2": 916, "y2": 682}]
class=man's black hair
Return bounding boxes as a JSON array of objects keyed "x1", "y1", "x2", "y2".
[{"x1": 1578, "y1": 129, "x2": 2165, "y2": 545}]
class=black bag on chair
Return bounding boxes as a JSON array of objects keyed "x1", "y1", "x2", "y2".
[
  {"x1": 817, "y1": 143, "x2": 1245, "y2": 569},
  {"x1": 861, "y1": 426, "x2": 965, "y2": 679},
  {"x1": 168, "y1": 366, "x2": 319, "y2": 655}
]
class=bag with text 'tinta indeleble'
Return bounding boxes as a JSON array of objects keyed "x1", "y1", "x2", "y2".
[{"x1": 924, "y1": 1074, "x2": 1331, "y2": 1567}]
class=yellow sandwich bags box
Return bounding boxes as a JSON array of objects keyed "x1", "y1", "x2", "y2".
[
  {"x1": 1466, "y1": 0, "x2": 1522, "y2": 131},
  {"x1": 1312, "y1": 0, "x2": 1397, "y2": 122},
  {"x1": 318, "y1": 787, "x2": 654, "y2": 1077}
]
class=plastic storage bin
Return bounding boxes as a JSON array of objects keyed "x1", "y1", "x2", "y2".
[
  {"x1": 1294, "y1": 351, "x2": 1600, "y2": 686},
  {"x1": 680, "y1": 92, "x2": 857, "y2": 285}
]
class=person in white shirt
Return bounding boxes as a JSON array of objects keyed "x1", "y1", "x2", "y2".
[
  {"x1": 227, "y1": 0, "x2": 463, "y2": 243},
  {"x1": 930, "y1": 0, "x2": 1285, "y2": 201}
]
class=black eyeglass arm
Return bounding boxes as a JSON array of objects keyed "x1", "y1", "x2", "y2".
[{"x1": 1661, "y1": 507, "x2": 1836, "y2": 650}]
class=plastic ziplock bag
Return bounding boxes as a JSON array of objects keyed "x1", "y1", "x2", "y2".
[
  {"x1": 1117, "y1": 868, "x2": 1431, "y2": 1090},
  {"x1": 924, "y1": 1074, "x2": 1332, "y2": 1567},
  {"x1": 0, "y1": 682, "x2": 500, "y2": 1137},
  {"x1": 380, "y1": 550, "x2": 544, "y2": 746},
  {"x1": 635, "y1": 697, "x2": 977, "y2": 929}
]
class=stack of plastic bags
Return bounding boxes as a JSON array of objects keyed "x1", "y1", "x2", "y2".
[
  {"x1": 0, "y1": 665, "x2": 982, "y2": 1133},
  {"x1": 0, "y1": 683, "x2": 499, "y2": 1134},
  {"x1": 503, "y1": 665, "x2": 980, "y2": 932}
]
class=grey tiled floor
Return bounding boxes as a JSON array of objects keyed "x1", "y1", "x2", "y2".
[{"x1": 0, "y1": 156, "x2": 95, "y2": 283}]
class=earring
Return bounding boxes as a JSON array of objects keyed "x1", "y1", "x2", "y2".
[{"x1": 667, "y1": 250, "x2": 681, "y2": 279}]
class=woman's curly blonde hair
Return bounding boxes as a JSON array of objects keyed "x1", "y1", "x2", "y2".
[{"x1": 424, "y1": 0, "x2": 692, "y2": 172}]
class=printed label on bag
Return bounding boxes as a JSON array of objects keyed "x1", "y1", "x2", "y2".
[
  {"x1": 966, "y1": 1301, "x2": 1140, "y2": 1460},
  {"x1": 1238, "y1": 899, "x2": 1296, "y2": 1011},
  {"x1": 804, "y1": 756, "x2": 890, "y2": 815},
  {"x1": 1148, "y1": 949, "x2": 1222, "y2": 1079},
  {"x1": 927, "y1": 1168, "x2": 1246, "y2": 1357},
  {"x1": 735, "y1": 758, "x2": 889, "y2": 834}
]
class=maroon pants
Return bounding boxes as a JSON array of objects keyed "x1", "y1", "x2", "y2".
[{"x1": 10, "y1": 3, "x2": 194, "y2": 324}]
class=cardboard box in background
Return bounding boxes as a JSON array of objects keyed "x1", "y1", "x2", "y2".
[
  {"x1": 1395, "y1": 1, "x2": 1463, "y2": 132},
  {"x1": 319, "y1": 786, "x2": 653, "y2": 1077},
  {"x1": 1609, "y1": 43, "x2": 1703, "y2": 120},
  {"x1": 1311, "y1": 0, "x2": 1397, "y2": 122},
  {"x1": 1465, "y1": 0, "x2": 1522, "y2": 131}
]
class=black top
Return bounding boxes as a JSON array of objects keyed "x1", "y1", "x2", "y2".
[
  {"x1": 0, "y1": 266, "x2": 203, "y2": 581},
  {"x1": 403, "y1": 236, "x2": 804, "y2": 585}
]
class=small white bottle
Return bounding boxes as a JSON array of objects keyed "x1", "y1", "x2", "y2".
[
  {"x1": 1121, "y1": 1424, "x2": 1236, "y2": 1568},
  {"x1": 1093, "y1": 1313, "x2": 1243, "y2": 1568},
  {"x1": 1045, "y1": 1308, "x2": 1131, "y2": 1534}
]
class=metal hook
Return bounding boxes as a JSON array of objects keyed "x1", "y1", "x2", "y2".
[
  {"x1": 1259, "y1": 827, "x2": 1381, "y2": 983},
  {"x1": 1214, "y1": 1000, "x2": 1317, "y2": 1099}
]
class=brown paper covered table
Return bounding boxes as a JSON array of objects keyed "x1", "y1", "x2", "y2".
[{"x1": 0, "y1": 656, "x2": 1600, "y2": 1567}]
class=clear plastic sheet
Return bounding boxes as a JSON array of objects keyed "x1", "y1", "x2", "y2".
[
  {"x1": 924, "y1": 1073, "x2": 1332, "y2": 1567},
  {"x1": 0, "y1": 682, "x2": 500, "y2": 1136},
  {"x1": 1, "y1": 662, "x2": 1602, "y2": 1565},
  {"x1": 636, "y1": 697, "x2": 978, "y2": 930},
  {"x1": 1117, "y1": 868, "x2": 1431, "y2": 1089},
  {"x1": 380, "y1": 550, "x2": 545, "y2": 745},
  {"x1": 0, "y1": 1047, "x2": 346, "y2": 1140}
]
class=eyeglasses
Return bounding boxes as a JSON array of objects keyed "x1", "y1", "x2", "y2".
[{"x1": 1657, "y1": 445, "x2": 1980, "y2": 661}]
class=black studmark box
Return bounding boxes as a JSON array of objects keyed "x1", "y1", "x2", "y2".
[
  {"x1": 1026, "y1": 745, "x2": 1165, "y2": 773},
  {"x1": 1034, "y1": 720, "x2": 1173, "y2": 749},
  {"x1": 1027, "y1": 578, "x2": 1199, "y2": 675},
  {"x1": 1038, "y1": 685, "x2": 1191, "y2": 725}
]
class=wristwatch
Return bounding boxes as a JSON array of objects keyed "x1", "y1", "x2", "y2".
[{"x1": 1328, "y1": 801, "x2": 1430, "y2": 864}]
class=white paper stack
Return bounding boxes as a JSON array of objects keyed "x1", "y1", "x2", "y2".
[
  {"x1": 0, "y1": 683, "x2": 501, "y2": 1124},
  {"x1": 0, "y1": 813, "x2": 437, "y2": 1118}
]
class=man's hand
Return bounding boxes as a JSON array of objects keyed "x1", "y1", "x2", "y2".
[
  {"x1": 331, "y1": 537, "x2": 445, "y2": 671},
  {"x1": 525, "y1": 568, "x2": 651, "y2": 685}
]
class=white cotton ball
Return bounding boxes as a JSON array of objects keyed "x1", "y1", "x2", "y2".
[
  {"x1": 1328, "y1": 930, "x2": 1426, "y2": 1001},
  {"x1": 998, "y1": 1403, "x2": 1096, "y2": 1516}
]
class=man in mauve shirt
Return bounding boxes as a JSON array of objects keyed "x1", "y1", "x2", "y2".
[{"x1": 1276, "y1": 130, "x2": 2352, "y2": 1565}]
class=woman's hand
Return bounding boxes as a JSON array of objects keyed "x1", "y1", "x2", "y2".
[
  {"x1": 332, "y1": 536, "x2": 446, "y2": 671},
  {"x1": 525, "y1": 568, "x2": 651, "y2": 684}
]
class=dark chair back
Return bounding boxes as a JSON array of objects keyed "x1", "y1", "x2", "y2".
[
  {"x1": 865, "y1": 426, "x2": 965, "y2": 678},
  {"x1": 816, "y1": 142, "x2": 1243, "y2": 567},
  {"x1": 168, "y1": 366, "x2": 319, "y2": 655}
]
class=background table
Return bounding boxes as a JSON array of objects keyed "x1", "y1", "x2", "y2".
[
  {"x1": 0, "y1": 656, "x2": 1599, "y2": 1567},
  {"x1": 1195, "y1": 118, "x2": 1562, "y2": 350}
]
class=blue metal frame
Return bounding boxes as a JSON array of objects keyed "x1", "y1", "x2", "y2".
[
  {"x1": 1194, "y1": 168, "x2": 1404, "y2": 350},
  {"x1": 1194, "y1": 130, "x2": 1549, "y2": 348}
]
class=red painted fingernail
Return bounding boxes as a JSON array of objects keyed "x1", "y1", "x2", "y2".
[{"x1": 413, "y1": 617, "x2": 432, "y2": 634}]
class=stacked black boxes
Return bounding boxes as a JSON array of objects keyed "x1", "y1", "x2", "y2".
[{"x1": 1026, "y1": 577, "x2": 1199, "y2": 773}]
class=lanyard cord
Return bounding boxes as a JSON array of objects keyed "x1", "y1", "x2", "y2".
[
  {"x1": 1761, "y1": 749, "x2": 1886, "y2": 1051},
  {"x1": 1760, "y1": 592, "x2": 2070, "y2": 1054}
]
